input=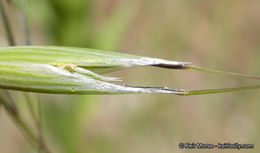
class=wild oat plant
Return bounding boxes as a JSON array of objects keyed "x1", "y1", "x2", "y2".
[{"x1": 0, "y1": 0, "x2": 259, "y2": 153}]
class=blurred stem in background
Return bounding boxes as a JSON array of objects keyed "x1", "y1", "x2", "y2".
[
  {"x1": 17, "y1": 0, "x2": 32, "y2": 45},
  {"x1": 0, "y1": 91, "x2": 38, "y2": 150},
  {"x1": 0, "y1": 0, "x2": 50, "y2": 152},
  {"x1": 93, "y1": 0, "x2": 142, "y2": 50},
  {"x1": 0, "y1": 0, "x2": 15, "y2": 45}
]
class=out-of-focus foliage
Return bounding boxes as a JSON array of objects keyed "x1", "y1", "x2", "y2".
[{"x1": 0, "y1": 0, "x2": 260, "y2": 153}]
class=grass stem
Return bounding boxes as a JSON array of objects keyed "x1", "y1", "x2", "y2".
[{"x1": 0, "y1": 0, "x2": 15, "y2": 45}]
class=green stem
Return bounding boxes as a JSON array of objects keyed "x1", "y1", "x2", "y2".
[
  {"x1": 188, "y1": 65, "x2": 260, "y2": 80},
  {"x1": 37, "y1": 99, "x2": 45, "y2": 153},
  {"x1": 21, "y1": 0, "x2": 31, "y2": 45},
  {"x1": 0, "y1": 95, "x2": 38, "y2": 149},
  {"x1": 2, "y1": 95, "x2": 52, "y2": 153},
  {"x1": 0, "y1": 0, "x2": 15, "y2": 45},
  {"x1": 24, "y1": 94, "x2": 38, "y2": 127},
  {"x1": 178, "y1": 85, "x2": 260, "y2": 96}
]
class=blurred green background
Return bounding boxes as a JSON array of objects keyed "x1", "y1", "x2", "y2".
[{"x1": 0, "y1": 0, "x2": 260, "y2": 153}]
